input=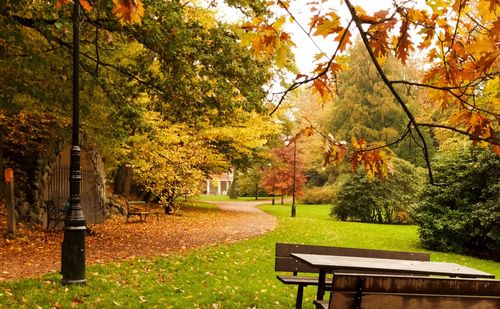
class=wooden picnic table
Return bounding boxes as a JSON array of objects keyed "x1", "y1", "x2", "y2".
[{"x1": 291, "y1": 253, "x2": 495, "y2": 302}]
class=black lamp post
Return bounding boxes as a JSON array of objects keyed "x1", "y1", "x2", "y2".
[
  {"x1": 291, "y1": 139, "x2": 296, "y2": 218},
  {"x1": 61, "y1": 1, "x2": 86, "y2": 285}
]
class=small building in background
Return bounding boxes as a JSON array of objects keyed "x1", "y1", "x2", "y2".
[{"x1": 204, "y1": 172, "x2": 233, "y2": 195}]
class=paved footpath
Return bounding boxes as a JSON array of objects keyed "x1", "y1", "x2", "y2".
[
  {"x1": 210, "y1": 199, "x2": 278, "y2": 239},
  {"x1": 215, "y1": 199, "x2": 274, "y2": 213},
  {"x1": 0, "y1": 199, "x2": 278, "y2": 280}
]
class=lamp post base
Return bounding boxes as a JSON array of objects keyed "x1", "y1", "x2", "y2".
[{"x1": 61, "y1": 225, "x2": 86, "y2": 285}]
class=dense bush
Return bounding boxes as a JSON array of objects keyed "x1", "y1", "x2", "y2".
[
  {"x1": 413, "y1": 141, "x2": 500, "y2": 259},
  {"x1": 299, "y1": 183, "x2": 340, "y2": 204},
  {"x1": 331, "y1": 158, "x2": 424, "y2": 224},
  {"x1": 237, "y1": 171, "x2": 267, "y2": 197},
  {"x1": 305, "y1": 169, "x2": 329, "y2": 187}
]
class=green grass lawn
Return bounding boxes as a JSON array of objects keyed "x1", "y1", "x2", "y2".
[{"x1": 1, "y1": 203, "x2": 499, "y2": 308}]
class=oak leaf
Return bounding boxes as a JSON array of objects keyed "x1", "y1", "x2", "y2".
[{"x1": 112, "y1": 0, "x2": 144, "y2": 25}]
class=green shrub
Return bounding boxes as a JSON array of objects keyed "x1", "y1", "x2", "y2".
[
  {"x1": 236, "y1": 172, "x2": 267, "y2": 197},
  {"x1": 331, "y1": 158, "x2": 424, "y2": 224},
  {"x1": 413, "y1": 141, "x2": 500, "y2": 259},
  {"x1": 299, "y1": 183, "x2": 340, "y2": 204}
]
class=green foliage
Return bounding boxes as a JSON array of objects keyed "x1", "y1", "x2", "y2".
[
  {"x1": 1, "y1": 202, "x2": 499, "y2": 308},
  {"x1": 299, "y1": 184, "x2": 340, "y2": 205},
  {"x1": 237, "y1": 168, "x2": 268, "y2": 198},
  {"x1": 331, "y1": 158, "x2": 425, "y2": 224},
  {"x1": 1, "y1": 0, "x2": 281, "y2": 194},
  {"x1": 322, "y1": 41, "x2": 436, "y2": 167},
  {"x1": 305, "y1": 169, "x2": 329, "y2": 187},
  {"x1": 414, "y1": 141, "x2": 500, "y2": 258}
]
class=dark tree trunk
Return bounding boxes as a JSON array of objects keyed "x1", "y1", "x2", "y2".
[
  {"x1": 0, "y1": 144, "x2": 4, "y2": 199},
  {"x1": 114, "y1": 164, "x2": 132, "y2": 196},
  {"x1": 272, "y1": 183, "x2": 275, "y2": 205},
  {"x1": 281, "y1": 194, "x2": 284, "y2": 205},
  {"x1": 255, "y1": 182, "x2": 258, "y2": 200}
]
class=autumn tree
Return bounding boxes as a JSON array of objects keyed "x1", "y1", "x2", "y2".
[
  {"x1": 130, "y1": 112, "x2": 226, "y2": 213},
  {"x1": 1, "y1": 0, "x2": 286, "y2": 214},
  {"x1": 260, "y1": 145, "x2": 306, "y2": 205},
  {"x1": 243, "y1": 0, "x2": 499, "y2": 183}
]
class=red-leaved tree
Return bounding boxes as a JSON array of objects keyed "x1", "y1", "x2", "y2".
[{"x1": 260, "y1": 145, "x2": 306, "y2": 205}]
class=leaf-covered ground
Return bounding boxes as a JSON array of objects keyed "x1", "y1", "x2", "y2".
[{"x1": 0, "y1": 200, "x2": 276, "y2": 281}]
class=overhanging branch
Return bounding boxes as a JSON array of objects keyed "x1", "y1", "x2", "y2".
[{"x1": 344, "y1": 0, "x2": 436, "y2": 184}]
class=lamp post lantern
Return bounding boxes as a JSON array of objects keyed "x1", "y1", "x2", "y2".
[{"x1": 61, "y1": 0, "x2": 86, "y2": 285}]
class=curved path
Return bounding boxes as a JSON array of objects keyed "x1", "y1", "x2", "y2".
[{"x1": 0, "y1": 199, "x2": 276, "y2": 280}]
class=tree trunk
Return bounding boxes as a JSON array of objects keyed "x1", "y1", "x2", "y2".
[
  {"x1": 113, "y1": 164, "x2": 132, "y2": 196},
  {"x1": 228, "y1": 167, "x2": 238, "y2": 199},
  {"x1": 272, "y1": 183, "x2": 275, "y2": 205},
  {"x1": 0, "y1": 144, "x2": 4, "y2": 200},
  {"x1": 281, "y1": 194, "x2": 284, "y2": 205},
  {"x1": 254, "y1": 182, "x2": 258, "y2": 200}
]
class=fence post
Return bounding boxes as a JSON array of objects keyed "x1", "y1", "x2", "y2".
[{"x1": 4, "y1": 168, "x2": 16, "y2": 234}]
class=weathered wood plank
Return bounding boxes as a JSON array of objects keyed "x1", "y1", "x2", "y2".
[
  {"x1": 333, "y1": 274, "x2": 500, "y2": 296},
  {"x1": 276, "y1": 243, "x2": 430, "y2": 262},
  {"x1": 331, "y1": 292, "x2": 500, "y2": 309},
  {"x1": 328, "y1": 274, "x2": 500, "y2": 309},
  {"x1": 292, "y1": 254, "x2": 494, "y2": 278}
]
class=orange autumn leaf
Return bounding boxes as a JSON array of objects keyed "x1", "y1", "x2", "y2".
[
  {"x1": 79, "y1": 0, "x2": 92, "y2": 12},
  {"x1": 450, "y1": 110, "x2": 495, "y2": 142},
  {"x1": 395, "y1": 19, "x2": 414, "y2": 64},
  {"x1": 55, "y1": 0, "x2": 92, "y2": 12},
  {"x1": 335, "y1": 27, "x2": 352, "y2": 52},
  {"x1": 312, "y1": 76, "x2": 331, "y2": 99},
  {"x1": 112, "y1": 0, "x2": 144, "y2": 25},
  {"x1": 55, "y1": 0, "x2": 71, "y2": 9},
  {"x1": 493, "y1": 144, "x2": 500, "y2": 157},
  {"x1": 350, "y1": 148, "x2": 390, "y2": 179}
]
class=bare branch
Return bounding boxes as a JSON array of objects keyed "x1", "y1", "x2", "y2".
[
  {"x1": 277, "y1": 0, "x2": 325, "y2": 55},
  {"x1": 418, "y1": 122, "x2": 500, "y2": 145},
  {"x1": 269, "y1": 19, "x2": 354, "y2": 116},
  {"x1": 391, "y1": 79, "x2": 500, "y2": 118}
]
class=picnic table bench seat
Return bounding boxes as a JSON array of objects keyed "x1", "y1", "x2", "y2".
[
  {"x1": 314, "y1": 273, "x2": 500, "y2": 309},
  {"x1": 275, "y1": 243, "x2": 430, "y2": 309}
]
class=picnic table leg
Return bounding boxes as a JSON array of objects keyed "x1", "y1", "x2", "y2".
[
  {"x1": 295, "y1": 285, "x2": 304, "y2": 309},
  {"x1": 317, "y1": 270, "x2": 326, "y2": 301}
]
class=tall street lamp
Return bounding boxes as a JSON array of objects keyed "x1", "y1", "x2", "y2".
[
  {"x1": 291, "y1": 139, "x2": 297, "y2": 218},
  {"x1": 61, "y1": 1, "x2": 86, "y2": 285},
  {"x1": 285, "y1": 137, "x2": 297, "y2": 218}
]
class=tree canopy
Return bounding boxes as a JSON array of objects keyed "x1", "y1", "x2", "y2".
[
  {"x1": 244, "y1": 0, "x2": 499, "y2": 183},
  {"x1": 0, "y1": 0, "x2": 286, "y2": 206}
]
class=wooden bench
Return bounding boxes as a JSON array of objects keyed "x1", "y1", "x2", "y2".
[
  {"x1": 126, "y1": 200, "x2": 159, "y2": 222},
  {"x1": 275, "y1": 243, "x2": 430, "y2": 309},
  {"x1": 314, "y1": 273, "x2": 500, "y2": 309}
]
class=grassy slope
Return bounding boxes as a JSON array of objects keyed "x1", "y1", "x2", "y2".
[{"x1": 0, "y1": 204, "x2": 498, "y2": 308}]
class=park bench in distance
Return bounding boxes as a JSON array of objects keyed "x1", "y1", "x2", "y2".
[
  {"x1": 126, "y1": 200, "x2": 160, "y2": 222},
  {"x1": 275, "y1": 243, "x2": 430, "y2": 309},
  {"x1": 314, "y1": 273, "x2": 500, "y2": 309}
]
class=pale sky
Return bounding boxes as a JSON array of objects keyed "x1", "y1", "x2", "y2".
[
  {"x1": 283, "y1": 0, "x2": 425, "y2": 72},
  {"x1": 216, "y1": 0, "x2": 426, "y2": 73}
]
